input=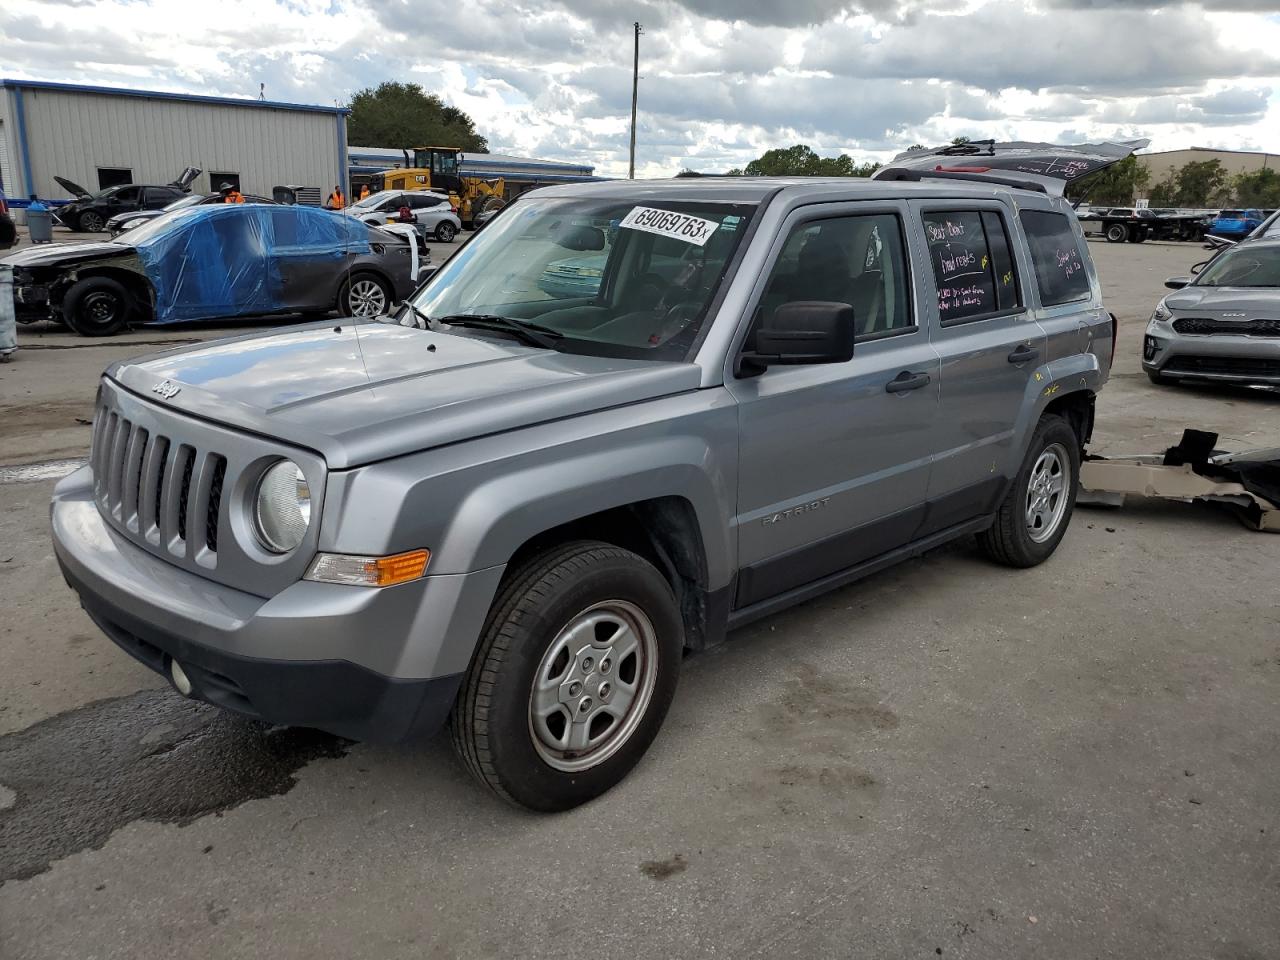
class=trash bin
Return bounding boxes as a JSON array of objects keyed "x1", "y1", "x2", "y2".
[
  {"x1": 0, "y1": 265, "x2": 17, "y2": 361},
  {"x1": 27, "y1": 208, "x2": 54, "y2": 244}
]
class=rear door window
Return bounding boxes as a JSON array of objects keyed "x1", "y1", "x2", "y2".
[
  {"x1": 923, "y1": 211, "x2": 1021, "y2": 324},
  {"x1": 1019, "y1": 209, "x2": 1090, "y2": 306}
]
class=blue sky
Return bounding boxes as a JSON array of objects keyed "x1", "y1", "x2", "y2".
[{"x1": 5, "y1": 0, "x2": 1279, "y2": 176}]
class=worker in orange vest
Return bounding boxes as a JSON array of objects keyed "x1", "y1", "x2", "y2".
[
  {"x1": 220, "y1": 182, "x2": 244, "y2": 203},
  {"x1": 327, "y1": 186, "x2": 346, "y2": 210},
  {"x1": 359, "y1": 184, "x2": 370, "y2": 201}
]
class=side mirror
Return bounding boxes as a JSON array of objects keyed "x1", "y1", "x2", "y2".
[
  {"x1": 1164, "y1": 276, "x2": 1192, "y2": 289},
  {"x1": 557, "y1": 225, "x2": 606, "y2": 251},
  {"x1": 740, "y1": 301, "x2": 855, "y2": 374}
]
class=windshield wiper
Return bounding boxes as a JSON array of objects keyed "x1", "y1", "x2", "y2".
[{"x1": 433, "y1": 314, "x2": 562, "y2": 349}]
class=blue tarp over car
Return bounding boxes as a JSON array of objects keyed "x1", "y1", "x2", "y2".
[{"x1": 129, "y1": 204, "x2": 373, "y2": 322}]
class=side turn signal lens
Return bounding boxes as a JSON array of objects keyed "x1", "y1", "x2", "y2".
[{"x1": 305, "y1": 549, "x2": 430, "y2": 587}]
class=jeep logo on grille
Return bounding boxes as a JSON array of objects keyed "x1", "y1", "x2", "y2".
[{"x1": 152, "y1": 380, "x2": 182, "y2": 400}]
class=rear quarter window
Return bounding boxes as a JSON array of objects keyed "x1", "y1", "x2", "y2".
[{"x1": 1019, "y1": 209, "x2": 1091, "y2": 307}]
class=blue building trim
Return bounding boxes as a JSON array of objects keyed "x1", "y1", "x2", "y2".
[
  {"x1": 11, "y1": 86, "x2": 35, "y2": 199},
  {"x1": 0, "y1": 78, "x2": 349, "y2": 116}
]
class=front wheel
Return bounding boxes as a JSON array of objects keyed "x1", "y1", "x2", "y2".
[
  {"x1": 77, "y1": 211, "x2": 106, "y2": 233},
  {"x1": 977, "y1": 414, "x2": 1080, "y2": 568},
  {"x1": 63, "y1": 277, "x2": 131, "y2": 336},
  {"x1": 338, "y1": 273, "x2": 391, "y2": 318},
  {"x1": 451, "y1": 541, "x2": 683, "y2": 811}
]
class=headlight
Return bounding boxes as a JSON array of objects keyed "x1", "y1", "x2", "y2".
[
  {"x1": 254, "y1": 460, "x2": 311, "y2": 553},
  {"x1": 1151, "y1": 302, "x2": 1172, "y2": 323}
]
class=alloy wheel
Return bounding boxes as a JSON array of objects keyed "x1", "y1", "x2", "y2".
[
  {"x1": 528, "y1": 600, "x2": 659, "y2": 773},
  {"x1": 347, "y1": 278, "x2": 387, "y2": 317},
  {"x1": 1025, "y1": 443, "x2": 1070, "y2": 543}
]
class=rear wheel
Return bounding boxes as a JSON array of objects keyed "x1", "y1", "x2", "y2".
[
  {"x1": 337, "y1": 273, "x2": 391, "y2": 318},
  {"x1": 978, "y1": 414, "x2": 1080, "y2": 568},
  {"x1": 434, "y1": 220, "x2": 457, "y2": 243},
  {"x1": 1127, "y1": 228, "x2": 1147, "y2": 243},
  {"x1": 451, "y1": 541, "x2": 683, "y2": 811},
  {"x1": 77, "y1": 211, "x2": 106, "y2": 233},
  {"x1": 1105, "y1": 223, "x2": 1129, "y2": 243},
  {"x1": 63, "y1": 277, "x2": 131, "y2": 336}
]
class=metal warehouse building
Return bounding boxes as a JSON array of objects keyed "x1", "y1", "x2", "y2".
[{"x1": 0, "y1": 79, "x2": 348, "y2": 220}]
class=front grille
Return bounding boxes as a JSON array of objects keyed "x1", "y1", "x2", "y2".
[
  {"x1": 1164, "y1": 356, "x2": 1280, "y2": 378},
  {"x1": 90, "y1": 410, "x2": 226, "y2": 562},
  {"x1": 1173, "y1": 317, "x2": 1280, "y2": 337}
]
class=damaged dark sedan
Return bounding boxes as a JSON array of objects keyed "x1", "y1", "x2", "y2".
[{"x1": 3, "y1": 204, "x2": 421, "y2": 336}]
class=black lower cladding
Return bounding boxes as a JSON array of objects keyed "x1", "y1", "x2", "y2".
[
  {"x1": 77, "y1": 593, "x2": 461, "y2": 743},
  {"x1": 734, "y1": 477, "x2": 1007, "y2": 609}
]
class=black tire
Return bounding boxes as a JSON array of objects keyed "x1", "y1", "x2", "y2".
[
  {"x1": 1146, "y1": 369, "x2": 1175, "y2": 386},
  {"x1": 1127, "y1": 228, "x2": 1147, "y2": 243},
  {"x1": 977, "y1": 414, "x2": 1080, "y2": 568},
  {"x1": 434, "y1": 221, "x2": 457, "y2": 243},
  {"x1": 63, "y1": 277, "x2": 131, "y2": 336},
  {"x1": 0, "y1": 215, "x2": 16, "y2": 250},
  {"x1": 1105, "y1": 223, "x2": 1128, "y2": 243},
  {"x1": 451, "y1": 541, "x2": 683, "y2": 812},
  {"x1": 337, "y1": 272, "x2": 392, "y2": 318},
  {"x1": 77, "y1": 211, "x2": 106, "y2": 233}
]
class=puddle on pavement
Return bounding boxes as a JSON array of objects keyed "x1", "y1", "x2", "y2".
[
  {"x1": 0, "y1": 690, "x2": 349, "y2": 883},
  {"x1": 0, "y1": 459, "x2": 86, "y2": 484}
]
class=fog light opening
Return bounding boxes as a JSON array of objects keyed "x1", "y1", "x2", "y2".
[{"x1": 169, "y1": 658, "x2": 193, "y2": 697}]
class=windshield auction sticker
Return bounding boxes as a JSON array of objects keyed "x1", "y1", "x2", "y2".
[{"x1": 618, "y1": 206, "x2": 719, "y2": 246}]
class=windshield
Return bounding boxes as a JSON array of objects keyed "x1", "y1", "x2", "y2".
[
  {"x1": 112, "y1": 206, "x2": 203, "y2": 245},
  {"x1": 398, "y1": 197, "x2": 757, "y2": 361},
  {"x1": 348, "y1": 193, "x2": 387, "y2": 211},
  {"x1": 1196, "y1": 246, "x2": 1280, "y2": 288},
  {"x1": 163, "y1": 194, "x2": 206, "y2": 212}
]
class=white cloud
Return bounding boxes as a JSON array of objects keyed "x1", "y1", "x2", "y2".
[{"x1": 2, "y1": 0, "x2": 1278, "y2": 177}]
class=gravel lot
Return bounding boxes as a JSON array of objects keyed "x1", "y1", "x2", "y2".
[{"x1": 1, "y1": 238, "x2": 1277, "y2": 959}]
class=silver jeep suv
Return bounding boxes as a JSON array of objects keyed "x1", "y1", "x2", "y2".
[{"x1": 52, "y1": 151, "x2": 1119, "y2": 811}]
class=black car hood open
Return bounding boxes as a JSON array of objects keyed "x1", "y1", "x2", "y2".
[
  {"x1": 54, "y1": 176, "x2": 91, "y2": 199},
  {"x1": 874, "y1": 139, "x2": 1151, "y2": 196},
  {"x1": 108, "y1": 321, "x2": 703, "y2": 469}
]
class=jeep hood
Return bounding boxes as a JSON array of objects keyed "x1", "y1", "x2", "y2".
[{"x1": 108, "y1": 321, "x2": 703, "y2": 469}]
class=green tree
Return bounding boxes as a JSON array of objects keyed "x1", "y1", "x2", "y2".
[
  {"x1": 950, "y1": 136, "x2": 971, "y2": 146},
  {"x1": 345, "y1": 81, "x2": 488, "y2": 152},
  {"x1": 1065, "y1": 155, "x2": 1150, "y2": 205},
  {"x1": 734, "y1": 144, "x2": 879, "y2": 177},
  {"x1": 1234, "y1": 167, "x2": 1280, "y2": 208},
  {"x1": 1171, "y1": 159, "x2": 1227, "y2": 207},
  {"x1": 1147, "y1": 166, "x2": 1179, "y2": 207}
]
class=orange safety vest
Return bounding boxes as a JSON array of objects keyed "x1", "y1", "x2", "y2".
[
  {"x1": 359, "y1": 186, "x2": 370, "y2": 200},
  {"x1": 224, "y1": 190, "x2": 244, "y2": 204},
  {"x1": 331, "y1": 190, "x2": 346, "y2": 210}
]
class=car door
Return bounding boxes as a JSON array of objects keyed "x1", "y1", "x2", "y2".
[
  {"x1": 726, "y1": 203, "x2": 940, "y2": 609},
  {"x1": 109, "y1": 186, "x2": 143, "y2": 216},
  {"x1": 268, "y1": 206, "x2": 331, "y2": 311},
  {"x1": 908, "y1": 201, "x2": 1046, "y2": 536},
  {"x1": 141, "y1": 187, "x2": 180, "y2": 210},
  {"x1": 409, "y1": 194, "x2": 446, "y2": 229}
]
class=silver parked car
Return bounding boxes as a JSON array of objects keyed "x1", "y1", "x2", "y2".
[
  {"x1": 1144, "y1": 237, "x2": 1280, "y2": 387},
  {"x1": 346, "y1": 189, "x2": 462, "y2": 242},
  {"x1": 52, "y1": 142, "x2": 1127, "y2": 810}
]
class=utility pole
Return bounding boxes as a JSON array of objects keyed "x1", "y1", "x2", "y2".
[{"x1": 629, "y1": 21, "x2": 642, "y2": 179}]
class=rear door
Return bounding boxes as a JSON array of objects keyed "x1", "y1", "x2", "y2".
[
  {"x1": 910, "y1": 201, "x2": 1046, "y2": 534},
  {"x1": 727, "y1": 202, "x2": 940, "y2": 608}
]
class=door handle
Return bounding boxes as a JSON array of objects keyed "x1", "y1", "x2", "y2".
[
  {"x1": 885, "y1": 370, "x2": 931, "y2": 393},
  {"x1": 1008, "y1": 344, "x2": 1040, "y2": 364}
]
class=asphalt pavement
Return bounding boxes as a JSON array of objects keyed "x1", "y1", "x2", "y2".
[{"x1": 1, "y1": 239, "x2": 1278, "y2": 959}]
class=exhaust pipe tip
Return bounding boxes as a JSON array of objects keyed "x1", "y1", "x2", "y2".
[{"x1": 169, "y1": 658, "x2": 193, "y2": 697}]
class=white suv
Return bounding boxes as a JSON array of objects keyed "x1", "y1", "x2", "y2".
[{"x1": 347, "y1": 190, "x2": 462, "y2": 242}]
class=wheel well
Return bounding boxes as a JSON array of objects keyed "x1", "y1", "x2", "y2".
[
  {"x1": 55, "y1": 267, "x2": 153, "y2": 319},
  {"x1": 505, "y1": 497, "x2": 713, "y2": 652},
  {"x1": 1044, "y1": 390, "x2": 1095, "y2": 451}
]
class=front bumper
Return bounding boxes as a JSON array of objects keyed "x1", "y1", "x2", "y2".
[
  {"x1": 51, "y1": 467, "x2": 503, "y2": 742},
  {"x1": 1143, "y1": 323, "x2": 1280, "y2": 385}
]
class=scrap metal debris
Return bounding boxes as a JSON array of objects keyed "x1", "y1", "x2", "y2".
[{"x1": 1079, "y1": 429, "x2": 1280, "y2": 532}]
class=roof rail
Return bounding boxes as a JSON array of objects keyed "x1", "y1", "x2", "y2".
[{"x1": 876, "y1": 166, "x2": 1048, "y2": 194}]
